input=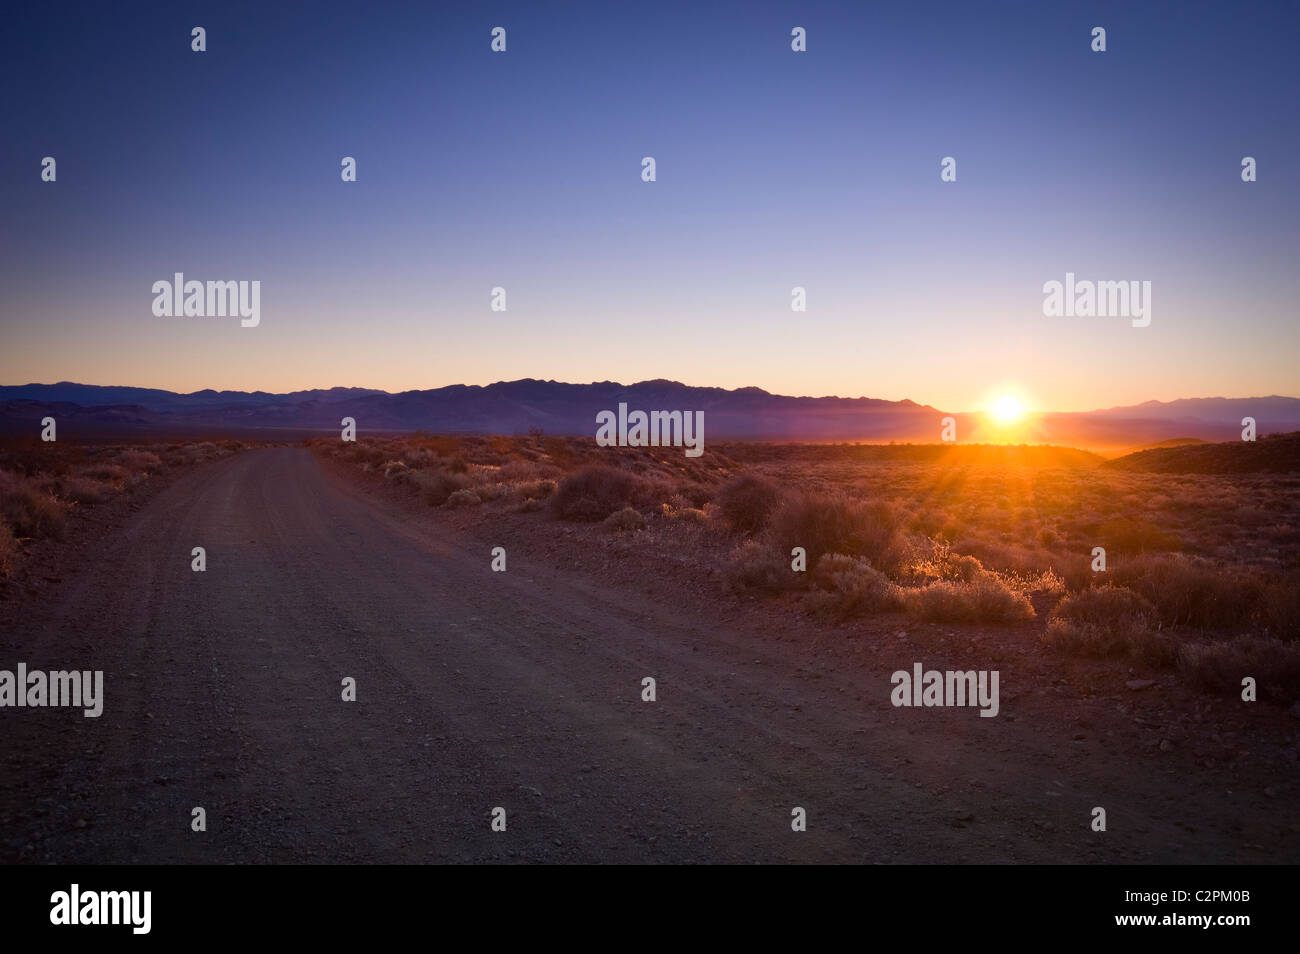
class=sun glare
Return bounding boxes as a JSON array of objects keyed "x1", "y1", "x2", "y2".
[{"x1": 989, "y1": 394, "x2": 1025, "y2": 425}]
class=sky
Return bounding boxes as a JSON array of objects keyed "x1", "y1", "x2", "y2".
[{"x1": 2, "y1": 0, "x2": 1297, "y2": 413}]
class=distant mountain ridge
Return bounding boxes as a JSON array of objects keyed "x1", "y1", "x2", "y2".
[
  {"x1": 1, "y1": 380, "x2": 1298, "y2": 448},
  {"x1": 1105, "y1": 431, "x2": 1300, "y2": 474},
  {"x1": 1, "y1": 382, "x2": 386, "y2": 410}
]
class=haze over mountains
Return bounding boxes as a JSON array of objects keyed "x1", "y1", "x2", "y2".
[{"x1": 2, "y1": 380, "x2": 1298, "y2": 450}]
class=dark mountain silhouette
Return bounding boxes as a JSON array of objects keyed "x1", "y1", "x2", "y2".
[
  {"x1": 1, "y1": 380, "x2": 1298, "y2": 447},
  {"x1": 1104, "y1": 431, "x2": 1300, "y2": 474},
  {"x1": 0, "y1": 382, "x2": 385, "y2": 410}
]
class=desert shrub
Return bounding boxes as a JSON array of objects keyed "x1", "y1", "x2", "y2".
[
  {"x1": 414, "y1": 434, "x2": 463, "y2": 456},
  {"x1": 1261, "y1": 574, "x2": 1300, "y2": 640},
  {"x1": 604, "y1": 507, "x2": 646, "y2": 532},
  {"x1": 661, "y1": 501, "x2": 708, "y2": 523},
  {"x1": 59, "y1": 476, "x2": 113, "y2": 504},
  {"x1": 444, "y1": 454, "x2": 469, "y2": 474},
  {"x1": 445, "y1": 488, "x2": 481, "y2": 508},
  {"x1": 476, "y1": 482, "x2": 508, "y2": 502},
  {"x1": 497, "y1": 459, "x2": 560, "y2": 484},
  {"x1": 806, "y1": 553, "x2": 903, "y2": 620},
  {"x1": 1096, "y1": 516, "x2": 1183, "y2": 554},
  {"x1": 1013, "y1": 567, "x2": 1067, "y2": 595},
  {"x1": 77, "y1": 463, "x2": 129, "y2": 484},
  {"x1": 661, "y1": 493, "x2": 693, "y2": 513},
  {"x1": 1178, "y1": 636, "x2": 1300, "y2": 700},
  {"x1": 676, "y1": 481, "x2": 713, "y2": 508},
  {"x1": 724, "y1": 540, "x2": 791, "y2": 593},
  {"x1": 0, "y1": 522, "x2": 16, "y2": 575},
  {"x1": 1057, "y1": 555, "x2": 1096, "y2": 593},
  {"x1": 1051, "y1": 584, "x2": 1156, "y2": 628},
  {"x1": 955, "y1": 537, "x2": 1059, "y2": 578},
  {"x1": 714, "y1": 474, "x2": 783, "y2": 534},
  {"x1": 552, "y1": 467, "x2": 646, "y2": 522},
  {"x1": 382, "y1": 460, "x2": 409, "y2": 479},
  {"x1": 401, "y1": 447, "x2": 436, "y2": 469},
  {"x1": 901, "y1": 575, "x2": 1035, "y2": 624},
  {"x1": 407, "y1": 468, "x2": 473, "y2": 506},
  {"x1": 346, "y1": 444, "x2": 388, "y2": 466},
  {"x1": 0, "y1": 470, "x2": 66, "y2": 539},
  {"x1": 908, "y1": 540, "x2": 983, "y2": 584},
  {"x1": 542, "y1": 435, "x2": 577, "y2": 465},
  {"x1": 948, "y1": 554, "x2": 983, "y2": 582},
  {"x1": 908, "y1": 507, "x2": 949, "y2": 537},
  {"x1": 116, "y1": 449, "x2": 163, "y2": 473},
  {"x1": 1043, "y1": 619, "x2": 1126, "y2": 660},
  {"x1": 640, "y1": 478, "x2": 680, "y2": 509},
  {"x1": 768, "y1": 491, "x2": 902, "y2": 571},
  {"x1": 515, "y1": 479, "x2": 557, "y2": 500},
  {"x1": 1110, "y1": 554, "x2": 1262, "y2": 631},
  {"x1": 1041, "y1": 585, "x2": 1174, "y2": 663}
]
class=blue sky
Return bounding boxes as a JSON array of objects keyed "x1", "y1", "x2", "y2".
[{"x1": 3, "y1": 0, "x2": 1297, "y2": 411}]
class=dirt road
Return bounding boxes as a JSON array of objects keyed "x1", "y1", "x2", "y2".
[{"x1": 1, "y1": 448, "x2": 1295, "y2": 863}]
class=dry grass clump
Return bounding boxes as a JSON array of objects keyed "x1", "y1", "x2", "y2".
[
  {"x1": 805, "y1": 553, "x2": 904, "y2": 620},
  {"x1": 661, "y1": 499, "x2": 709, "y2": 523},
  {"x1": 114, "y1": 449, "x2": 164, "y2": 472},
  {"x1": 404, "y1": 468, "x2": 473, "y2": 506},
  {"x1": 0, "y1": 522, "x2": 17, "y2": 576},
  {"x1": 77, "y1": 463, "x2": 129, "y2": 484},
  {"x1": 768, "y1": 491, "x2": 903, "y2": 571},
  {"x1": 604, "y1": 507, "x2": 647, "y2": 531},
  {"x1": 901, "y1": 574, "x2": 1035, "y2": 624},
  {"x1": 714, "y1": 474, "x2": 783, "y2": 534},
  {"x1": 1041, "y1": 584, "x2": 1175, "y2": 664},
  {"x1": 55, "y1": 476, "x2": 114, "y2": 504},
  {"x1": 904, "y1": 540, "x2": 984, "y2": 584},
  {"x1": 1261, "y1": 573, "x2": 1300, "y2": 640},
  {"x1": 1108, "y1": 553, "x2": 1262, "y2": 631},
  {"x1": 0, "y1": 468, "x2": 66, "y2": 538},
  {"x1": 552, "y1": 466, "x2": 647, "y2": 522},
  {"x1": 724, "y1": 539, "x2": 791, "y2": 593},
  {"x1": 516, "y1": 479, "x2": 557, "y2": 501},
  {"x1": 1178, "y1": 636, "x2": 1300, "y2": 701}
]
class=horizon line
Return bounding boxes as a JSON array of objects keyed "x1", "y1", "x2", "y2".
[{"x1": 4, "y1": 378, "x2": 1299, "y2": 417}]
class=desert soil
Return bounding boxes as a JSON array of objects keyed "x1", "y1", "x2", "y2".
[{"x1": 1, "y1": 446, "x2": 1297, "y2": 863}]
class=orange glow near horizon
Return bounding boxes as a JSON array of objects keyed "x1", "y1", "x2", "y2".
[
  {"x1": 971, "y1": 389, "x2": 1040, "y2": 444},
  {"x1": 989, "y1": 394, "x2": 1026, "y2": 425}
]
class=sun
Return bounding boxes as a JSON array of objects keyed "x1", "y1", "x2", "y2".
[{"x1": 989, "y1": 394, "x2": 1025, "y2": 425}]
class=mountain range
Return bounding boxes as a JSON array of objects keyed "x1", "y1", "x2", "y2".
[{"x1": 2, "y1": 380, "x2": 1298, "y2": 450}]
